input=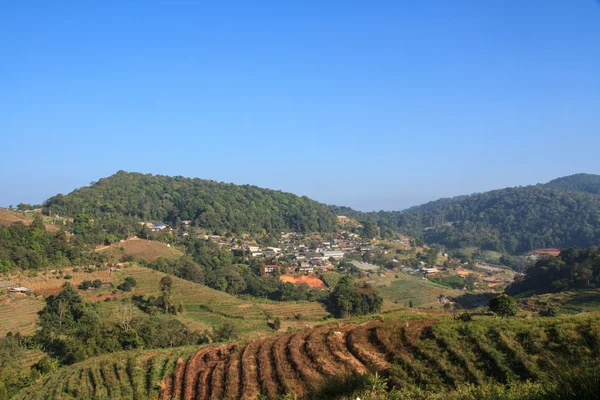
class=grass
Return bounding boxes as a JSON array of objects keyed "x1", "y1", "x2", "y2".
[
  {"x1": 98, "y1": 238, "x2": 184, "y2": 262},
  {"x1": 0, "y1": 295, "x2": 44, "y2": 336},
  {"x1": 518, "y1": 289, "x2": 600, "y2": 314},
  {"x1": 375, "y1": 274, "x2": 463, "y2": 309}
]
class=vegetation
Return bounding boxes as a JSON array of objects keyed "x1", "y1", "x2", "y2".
[
  {"x1": 44, "y1": 171, "x2": 338, "y2": 234},
  {"x1": 13, "y1": 312, "x2": 600, "y2": 399},
  {"x1": 507, "y1": 246, "x2": 600, "y2": 296},
  {"x1": 488, "y1": 294, "x2": 518, "y2": 319},
  {"x1": 331, "y1": 176, "x2": 600, "y2": 254},
  {"x1": 326, "y1": 276, "x2": 383, "y2": 318},
  {"x1": 543, "y1": 172, "x2": 600, "y2": 195}
]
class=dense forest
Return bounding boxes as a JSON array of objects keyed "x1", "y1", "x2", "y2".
[
  {"x1": 331, "y1": 175, "x2": 600, "y2": 253},
  {"x1": 44, "y1": 171, "x2": 338, "y2": 234},
  {"x1": 543, "y1": 173, "x2": 600, "y2": 195},
  {"x1": 507, "y1": 246, "x2": 600, "y2": 296}
]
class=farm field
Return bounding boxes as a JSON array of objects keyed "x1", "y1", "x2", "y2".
[
  {"x1": 518, "y1": 289, "x2": 600, "y2": 314},
  {"x1": 374, "y1": 274, "x2": 464, "y2": 309},
  {"x1": 15, "y1": 311, "x2": 600, "y2": 400},
  {"x1": 98, "y1": 238, "x2": 184, "y2": 262},
  {"x1": 0, "y1": 208, "x2": 61, "y2": 231},
  {"x1": 0, "y1": 295, "x2": 44, "y2": 336},
  {"x1": 1, "y1": 264, "x2": 329, "y2": 339}
]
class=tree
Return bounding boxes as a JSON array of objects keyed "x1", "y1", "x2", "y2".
[
  {"x1": 488, "y1": 294, "x2": 518, "y2": 319},
  {"x1": 273, "y1": 317, "x2": 281, "y2": 331},
  {"x1": 157, "y1": 276, "x2": 175, "y2": 314}
]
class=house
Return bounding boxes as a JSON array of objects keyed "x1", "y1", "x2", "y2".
[
  {"x1": 9, "y1": 286, "x2": 32, "y2": 294},
  {"x1": 322, "y1": 250, "x2": 345, "y2": 260},
  {"x1": 264, "y1": 265, "x2": 277, "y2": 274},
  {"x1": 182, "y1": 220, "x2": 192, "y2": 226},
  {"x1": 247, "y1": 246, "x2": 260, "y2": 253},
  {"x1": 298, "y1": 265, "x2": 314, "y2": 274},
  {"x1": 265, "y1": 247, "x2": 281, "y2": 253},
  {"x1": 251, "y1": 252, "x2": 264, "y2": 257}
]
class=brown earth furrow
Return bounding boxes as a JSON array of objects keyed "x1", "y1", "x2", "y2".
[
  {"x1": 223, "y1": 345, "x2": 243, "y2": 400},
  {"x1": 305, "y1": 327, "x2": 345, "y2": 377},
  {"x1": 270, "y1": 333, "x2": 305, "y2": 397},
  {"x1": 182, "y1": 348, "x2": 212, "y2": 400},
  {"x1": 240, "y1": 338, "x2": 262, "y2": 400},
  {"x1": 345, "y1": 325, "x2": 391, "y2": 372},
  {"x1": 209, "y1": 346, "x2": 233, "y2": 400},
  {"x1": 288, "y1": 330, "x2": 325, "y2": 392},
  {"x1": 171, "y1": 357, "x2": 187, "y2": 400},
  {"x1": 326, "y1": 326, "x2": 368, "y2": 374},
  {"x1": 256, "y1": 337, "x2": 279, "y2": 399}
]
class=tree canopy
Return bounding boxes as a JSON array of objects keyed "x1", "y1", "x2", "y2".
[
  {"x1": 44, "y1": 171, "x2": 338, "y2": 234},
  {"x1": 507, "y1": 246, "x2": 600, "y2": 296}
]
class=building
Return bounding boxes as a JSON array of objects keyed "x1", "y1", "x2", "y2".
[
  {"x1": 247, "y1": 246, "x2": 260, "y2": 253},
  {"x1": 298, "y1": 265, "x2": 314, "y2": 274},
  {"x1": 264, "y1": 265, "x2": 277, "y2": 274},
  {"x1": 322, "y1": 250, "x2": 345, "y2": 260}
]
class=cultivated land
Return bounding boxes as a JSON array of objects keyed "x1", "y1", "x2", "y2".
[
  {"x1": 0, "y1": 264, "x2": 329, "y2": 339},
  {"x1": 15, "y1": 311, "x2": 600, "y2": 400},
  {"x1": 98, "y1": 238, "x2": 184, "y2": 262},
  {"x1": 0, "y1": 295, "x2": 44, "y2": 336},
  {"x1": 0, "y1": 208, "x2": 60, "y2": 231},
  {"x1": 366, "y1": 272, "x2": 464, "y2": 310}
]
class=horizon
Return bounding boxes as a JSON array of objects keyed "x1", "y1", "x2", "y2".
[{"x1": 2, "y1": 1, "x2": 600, "y2": 211}]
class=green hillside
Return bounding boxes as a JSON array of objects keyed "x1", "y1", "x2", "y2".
[
  {"x1": 14, "y1": 312, "x2": 600, "y2": 400},
  {"x1": 543, "y1": 173, "x2": 600, "y2": 195},
  {"x1": 331, "y1": 181, "x2": 600, "y2": 254},
  {"x1": 43, "y1": 171, "x2": 338, "y2": 234}
]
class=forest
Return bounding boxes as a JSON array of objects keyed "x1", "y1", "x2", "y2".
[
  {"x1": 333, "y1": 180, "x2": 600, "y2": 253},
  {"x1": 43, "y1": 171, "x2": 338, "y2": 234},
  {"x1": 507, "y1": 246, "x2": 600, "y2": 296}
]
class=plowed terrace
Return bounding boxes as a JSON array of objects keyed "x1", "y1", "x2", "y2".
[{"x1": 15, "y1": 314, "x2": 600, "y2": 400}]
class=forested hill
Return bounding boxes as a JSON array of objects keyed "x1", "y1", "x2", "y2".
[
  {"x1": 43, "y1": 171, "x2": 337, "y2": 233},
  {"x1": 330, "y1": 182, "x2": 600, "y2": 254},
  {"x1": 507, "y1": 246, "x2": 600, "y2": 296},
  {"x1": 542, "y1": 173, "x2": 600, "y2": 195}
]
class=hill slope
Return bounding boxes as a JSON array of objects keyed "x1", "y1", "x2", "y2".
[
  {"x1": 332, "y1": 183, "x2": 600, "y2": 253},
  {"x1": 43, "y1": 171, "x2": 337, "y2": 234},
  {"x1": 15, "y1": 313, "x2": 600, "y2": 399},
  {"x1": 543, "y1": 173, "x2": 600, "y2": 195}
]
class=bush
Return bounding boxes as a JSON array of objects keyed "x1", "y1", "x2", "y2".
[
  {"x1": 63, "y1": 275, "x2": 72, "y2": 280},
  {"x1": 117, "y1": 276, "x2": 137, "y2": 292}
]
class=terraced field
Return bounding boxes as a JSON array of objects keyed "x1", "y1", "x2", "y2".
[
  {"x1": 0, "y1": 295, "x2": 44, "y2": 336},
  {"x1": 125, "y1": 267, "x2": 328, "y2": 336},
  {"x1": 17, "y1": 313, "x2": 600, "y2": 399},
  {"x1": 98, "y1": 239, "x2": 184, "y2": 262}
]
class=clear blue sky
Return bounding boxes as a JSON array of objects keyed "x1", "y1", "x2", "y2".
[{"x1": 2, "y1": 1, "x2": 599, "y2": 211}]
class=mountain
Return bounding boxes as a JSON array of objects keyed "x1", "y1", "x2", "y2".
[
  {"x1": 331, "y1": 177, "x2": 600, "y2": 254},
  {"x1": 43, "y1": 171, "x2": 337, "y2": 234},
  {"x1": 542, "y1": 173, "x2": 600, "y2": 195}
]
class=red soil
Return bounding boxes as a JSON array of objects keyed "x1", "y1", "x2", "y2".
[{"x1": 279, "y1": 274, "x2": 327, "y2": 290}]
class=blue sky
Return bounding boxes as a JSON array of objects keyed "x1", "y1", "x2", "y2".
[{"x1": 1, "y1": 1, "x2": 599, "y2": 211}]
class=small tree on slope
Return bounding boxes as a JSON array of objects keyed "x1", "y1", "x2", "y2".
[{"x1": 488, "y1": 294, "x2": 518, "y2": 319}]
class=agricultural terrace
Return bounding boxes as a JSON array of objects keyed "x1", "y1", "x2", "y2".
[
  {"x1": 373, "y1": 273, "x2": 464, "y2": 310},
  {"x1": 97, "y1": 238, "x2": 184, "y2": 262},
  {"x1": 16, "y1": 311, "x2": 600, "y2": 400},
  {"x1": 0, "y1": 295, "x2": 44, "y2": 336}
]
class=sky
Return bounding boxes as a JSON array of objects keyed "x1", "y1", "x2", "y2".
[{"x1": 1, "y1": 1, "x2": 599, "y2": 211}]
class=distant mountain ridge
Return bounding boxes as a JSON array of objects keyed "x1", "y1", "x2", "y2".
[
  {"x1": 542, "y1": 173, "x2": 600, "y2": 195},
  {"x1": 330, "y1": 174, "x2": 600, "y2": 253},
  {"x1": 43, "y1": 171, "x2": 337, "y2": 234}
]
